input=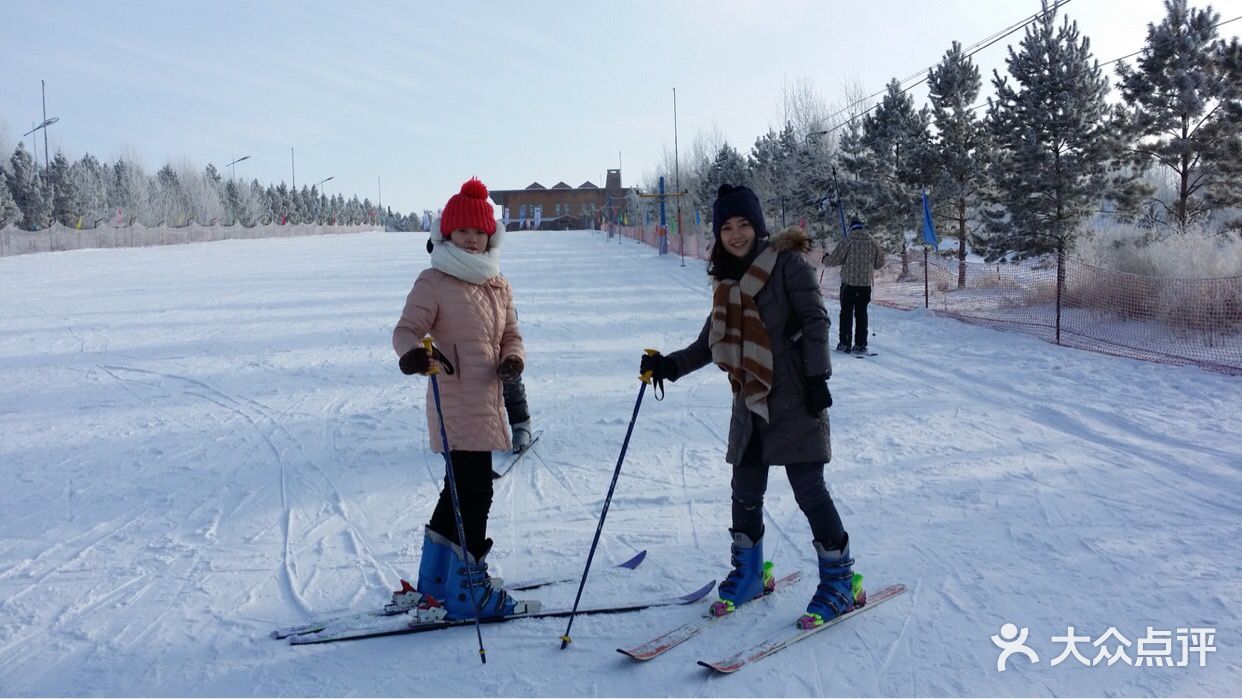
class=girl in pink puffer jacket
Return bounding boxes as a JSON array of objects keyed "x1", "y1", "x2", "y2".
[{"x1": 391, "y1": 177, "x2": 536, "y2": 620}]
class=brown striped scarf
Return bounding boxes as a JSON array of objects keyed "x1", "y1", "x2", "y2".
[{"x1": 709, "y1": 245, "x2": 779, "y2": 421}]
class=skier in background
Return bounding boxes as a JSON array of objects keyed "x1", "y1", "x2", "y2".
[
  {"x1": 638, "y1": 183, "x2": 865, "y2": 629},
  {"x1": 822, "y1": 219, "x2": 886, "y2": 354}
]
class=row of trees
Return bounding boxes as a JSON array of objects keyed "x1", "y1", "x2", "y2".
[
  {"x1": 0, "y1": 143, "x2": 422, "y2": 232},
  {"x1": 643, "y1": 0, "x2": 1242, "y2": 267}
]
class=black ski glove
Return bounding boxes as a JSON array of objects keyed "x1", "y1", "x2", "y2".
[
  {"x1": 640, "y1": 352, "x2": 679, "y2": 384},
  {"x1": 399, "y1": 347, "x2": 431, "y2": 375},
  {"x1": 806, "y1": 375, "x2": 832, "y2": 414}
]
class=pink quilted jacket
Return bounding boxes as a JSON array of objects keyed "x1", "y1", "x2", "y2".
[{"x1": 393, "y1": 268, "x2": 524, "y2": 453}]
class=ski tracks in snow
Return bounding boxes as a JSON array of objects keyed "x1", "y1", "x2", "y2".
[{"x1": 95, "y1": 364, "x2": 394, "y2": 618}]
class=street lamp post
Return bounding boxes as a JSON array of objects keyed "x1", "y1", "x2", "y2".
[
  {"x1": 22, "y1": 116, "x2": 59, "y2": 170},
  {"x1": 41, "y1": 81, "x2": 49, "y2": 170},
  {"x1": 225, "y1": 155, "x2": 251, "y2": 181}
]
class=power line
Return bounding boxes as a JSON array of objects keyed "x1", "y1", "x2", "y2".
[
  {"x1": 1102, "y1": 14, "x2": 1237, "y2": 68},
  {"x1": 891, "y1": 0, "x2": 1076, "y2": 89},
  {"x1": 823, "y1": 10, "x2": 1242, "y2": 134},
  {"x1": 964, "y1": 13, "x2": 1242, "y2": 115},
  {"x1": 819, "y1": 0, "x2": 1075, "y2": 130}
]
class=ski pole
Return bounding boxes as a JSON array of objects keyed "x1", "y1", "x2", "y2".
[
  {"x1": 423, "y1": 336, "x2": 488, "y2": 664},
  {"x1": 831, "y1": 166, "x2": 849, "y2": 239},
  {"x1": 559, "y1": 349, "x2": 659, "y2": 650}
]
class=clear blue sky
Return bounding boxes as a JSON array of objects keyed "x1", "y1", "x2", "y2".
[{"x1": 2, "y1": 0, "x2": 1239, "y2": 214}]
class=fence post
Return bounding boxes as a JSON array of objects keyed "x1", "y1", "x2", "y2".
[
  {"x1": 1055, "y1": 237, "x2": 1065, "y2": 345},
  {"x1": 924, "y1": 247, "x2": 929, "y2": 309}
]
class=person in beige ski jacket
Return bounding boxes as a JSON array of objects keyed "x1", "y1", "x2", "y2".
[{"x1": 822, "y1": 219, "x2": 886, "y2": 353}]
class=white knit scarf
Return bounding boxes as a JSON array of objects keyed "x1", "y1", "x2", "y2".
[{"x1": 428, "y1": 218, "x2": 504, "y2": 284}]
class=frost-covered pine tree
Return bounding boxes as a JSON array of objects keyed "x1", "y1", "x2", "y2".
[
  {"x1": 925, "y1": 41, "x2": 992, "y2": 286},
  {"x1": 796, "y1": 127, "x2": 838, "y2": 241},
  {"x1": 846, "y1": 78, "x2": 931, "y2": 276},
  {"x1": 696, "y1": 143, "x2": 750, "y2": 229},
  {"x1": 1116, "y1": 0, "x2": 1242, "y2": 230},
  {"x1": 984, "y1": 1, "x2": 1120, "y2": 260},
  {"x1": 835, "y1": 118, "x2": 868, "y2": 237},
  {"x1": 224, "y1": 179, "x2": 244, "y2": 224},
  {"x1": 300, "y1": 186, "x2": 317, "y2": 224},
  {"x1": 264, "y1": 183, "x2": 279, "y2": 224},
  {"x1": 346, "y1": 195, "x2": 362, "y2": 224},
  {"x1": 0, "y1": 172, "x2": 20, "y2": 227},
  {"x1": 748, "y1": 129, "x2": 786, "y2": 225},
  {"x1": 109, "y1": 158, "x2": 152, "y2": 225},
  {"x1": 273, "y1": 182, "x2": 291, "y2": 223},
  {"x1": 70, "y1": 154, "x2": 109, "y2": 227},
  {"x1": 246, "y1": 179, "x2": 271, "y2": 224},
  {"x1": 315, "y1": 190, "x2": 329, "y2": 224},
  {"x1": 48, "y1": 151, "x2": 80, "y2": 227},
  {"x1": 7, "y1": 143, "x2": 51, "y2": 230},
  {"x1": 156, "y1": 165, "x2": 189, "y2": 226},
  {"x1": 784, "y1": 126, "x2": 834, "y2": 232}
]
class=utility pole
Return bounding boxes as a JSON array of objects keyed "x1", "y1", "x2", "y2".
[
  {"x1": 41, "y1": 80, "x2": 49, "y2": 170},
  {"x1": 673, "y1": 87, "x2": 684, "y2": 266},
  {"x1": 290, "y1": 147, "x2": 296, "y2": 189}
]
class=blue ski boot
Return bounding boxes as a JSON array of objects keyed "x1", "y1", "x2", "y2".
[
  {"x1": 385, "y1": 526, "x2": 454, "y2": 614},
  {"x1": 797, "y1": 536, "x2": 866, "y2": 629},
  {"x1": 443, "y1": 538, "x2": 540, "y2": 620},
  {"x1": 708, "y1": 530, "x2": 775, "y2": 617}
]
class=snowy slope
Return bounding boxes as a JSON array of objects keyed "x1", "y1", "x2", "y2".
[{"x1": 0, "y1": 230, "x2": 1238, "y2": 696}]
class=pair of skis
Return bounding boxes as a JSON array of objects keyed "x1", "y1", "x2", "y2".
[
  {"x1": 284, "y1": 580, "x2": 716, "y2": 645},
  {"x1": 271, "y1": 549, "x2": 713, "y2": 645},
  {"x1": 272, "y1": 557, "x2": 905, "y2": 674},
  {"x1": 618, "y1": 582, "x2": 907, "y2": 673}
]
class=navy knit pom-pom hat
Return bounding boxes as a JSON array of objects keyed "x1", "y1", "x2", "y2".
[{"x1": 711, "y1": 184, "x2": 767, "y2": 239}]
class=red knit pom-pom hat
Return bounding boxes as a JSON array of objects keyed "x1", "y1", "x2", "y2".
[{"x1": 440, "y1": 178, "x2": 497, "y2": 235}]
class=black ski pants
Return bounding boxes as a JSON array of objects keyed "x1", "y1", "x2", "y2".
[
  {"x1": 428, "y1": 450, "x2": 493, "y2": 558},
  {"x1": 730, "y1": 427, "x2": 847, "y2": 550},
  {"x1": 839, "y1": 284, "x2": 873, "y2": 348}
]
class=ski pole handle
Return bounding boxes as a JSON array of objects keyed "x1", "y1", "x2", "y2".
[
  {"x1": 422, "y1": 336, "x2": 440, "y2": 376},
  {"x1": 639, "y1": 348, "x2": 658, "y2": 384}
]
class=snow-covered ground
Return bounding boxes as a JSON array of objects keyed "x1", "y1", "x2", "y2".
[{"x1": 1, "y1": 230, "x2": 1238, "y2": 696}]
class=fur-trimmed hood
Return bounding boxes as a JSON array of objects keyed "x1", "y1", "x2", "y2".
[{"x1": 767, "y1": 226, "x2": 812, "y2": 254}]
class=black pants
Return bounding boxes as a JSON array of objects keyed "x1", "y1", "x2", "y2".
[
  {"x1": 839, "y1": 284, "x2": 873, "y2": 347},
  {"x1": 502, "y1": 376, "x2": 529, "y2": 425},
  {"x1": 730, "y1": 429, "x2": 847, "y2": 550},
  {"x1": 428, "y1": 450, "x2": 494, "y2": 558}
]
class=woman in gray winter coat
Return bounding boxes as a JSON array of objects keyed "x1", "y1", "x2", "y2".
[{"x1": 639, "y1": 184, "x2": 864, "y2": 628}]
